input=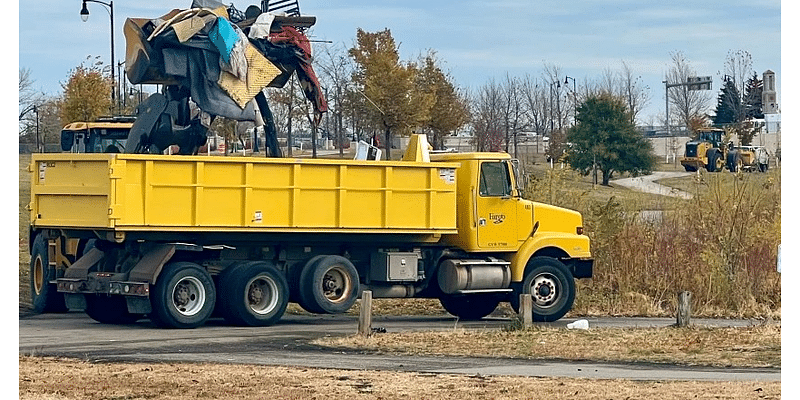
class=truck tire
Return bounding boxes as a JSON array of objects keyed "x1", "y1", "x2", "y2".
[
  {"x1": 726, "y1": 150, "x2": 741, "y2": 172},
  {"x1": 149, "y1": 262, "x2": 216, "y2": 329},
  {"x1": 759, "y1": 163, "x2": 769, "y2": 172},
  {"x1": 218, "y1": 261, "x2": 288, "y2": 326},
  {"x1": 85, "y1": 294, "x2": 142, "y2": 324},
  {"x1": 29, "y1": 234, "x2": 67, "y2": 314},
  {"x1": 510, "y1": 256, "x2": 575, "y2": 322},
  {"x1": 706, "y1": 149, "x2": 722, "y2": 172},
  {"x1": 288, "y1": 255, "x2": 325, "y2": 304},
  {"x1": 439, "y1": 294, "x2": 501, "y2": 320},
  {"x1": 298, "y1": 255, "x2": 359, "y2": 314},
  {"x1": 683, "y1": 165, "x2": 696, "y2": 172}
]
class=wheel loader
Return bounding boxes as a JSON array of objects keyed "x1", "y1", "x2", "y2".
[{"x1": 680, "y1": 128, "x2": 727, "y2": 172}]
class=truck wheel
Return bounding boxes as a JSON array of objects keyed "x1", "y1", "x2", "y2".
[
  {"x1": 149, "y1": 262, "x2": 215, "y2": 329},
  {"x1": 298, "y1": 255, "x2": 359, "y2": 314},
  {"x1": 683, "y1": 165, "x2": 696, "y2": 172},
  {"x1": 759, "y1": 163, "x2": 769, "y2": 172},
  {"x1": 706, "y1": 149, "x2": 722, "y2": 172},
  {"x1": 510, "y1": 257, "x2": 575, "y2": 322},
  {"x1": 726, "y1": 151, "x2": 742, "y2": 172},
  {"x1": 439, "y1": 294, "x2": 501, "y2": 320},
  {"x1": 289, "y1": 255, "x2": 325, "y2": 303},
  {"x1": 29, "y1": 234, "x2": 67, "y2": 314},
  {"x1": 218, "y1": 261, "x2": 288, "y2": 326},
  {"x1": 85, "y1": 295, "x2": 142, "y2": 324}
]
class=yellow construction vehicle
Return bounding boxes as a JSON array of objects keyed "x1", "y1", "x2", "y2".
[
  {"x1": 60, "y1": 116, "x2": 134, "y2": 153},
  {"x1": 28, "y1": 135, "x2": 592, "y2": 328},
  {"x1": 726, "y1": 145, "x2": 771, "y2": 172},
  {"x1": 680, "y1": 128, "x2": 727, "y2": 172}
]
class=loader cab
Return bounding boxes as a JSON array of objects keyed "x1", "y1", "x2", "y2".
[
  {"x1": 698, "y1": 129, "x2": 723, "y2": 149},
  {"x1": 60, "y1": 117, "x2": 134, "y2": 153}
]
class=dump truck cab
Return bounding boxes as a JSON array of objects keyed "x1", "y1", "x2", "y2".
[{"x1": 433, "y1": 151, "x2": 592, "y2": 286}]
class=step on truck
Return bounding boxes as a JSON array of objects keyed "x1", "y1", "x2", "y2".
[{"x1": 29, "y1": 135, "x2": 593, "y2": 328}]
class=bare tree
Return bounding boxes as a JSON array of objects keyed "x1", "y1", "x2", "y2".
[
  {"x1": 500, "y1": 74, "x2": 527, "y2": 157},
  {"x1": 521, "y1": 74, "x2": 548, "y2": 153},
  {"x1": 665, "y1": 51, "x2": 712, "y2": 130},
  {"x1": 315, "y1": 42, "x2": 355, "y2": 157},
  {"x1": 619, "y1": 61, "x2": 650, "y2": 124},
  {"x1": 471, "y1": 79, "x2": 504, "y2": 152}
]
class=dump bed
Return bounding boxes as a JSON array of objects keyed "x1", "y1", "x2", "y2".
[{"x1": 30, "y1": 154, "x2": 459, "y2": 235}]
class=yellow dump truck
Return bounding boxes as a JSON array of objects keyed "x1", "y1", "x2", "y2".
[{"x1": 29, "y1": 135, "x2": 592, "y2": 328}]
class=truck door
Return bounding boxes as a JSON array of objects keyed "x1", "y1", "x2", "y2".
[{"x1": 476, "y1": 161, "x2": 517, "y2": 250}]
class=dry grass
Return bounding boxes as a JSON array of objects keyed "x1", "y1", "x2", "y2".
[
  {"x1": 316, "y1": 324, "x2": 781, "y2": 368},
  {"x1": 19, "y1": 356, "x2": 780, "y2": 400}
]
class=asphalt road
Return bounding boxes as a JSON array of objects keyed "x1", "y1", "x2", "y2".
[{"x1": 19, "y1": 312, "x2": 779, "y2": 382}]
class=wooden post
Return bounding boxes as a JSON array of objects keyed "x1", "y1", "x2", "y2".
[
  {"x1": 519, "y1": 293, "x2": 533, "y2": 329},
  {"x1": 677, "y1": 291, "x2": 691, "y2": 327},
  {"x1": 358, "y1": 290, "x2": 373, "y2": 336}
]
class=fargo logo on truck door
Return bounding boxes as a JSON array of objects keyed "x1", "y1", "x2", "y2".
[{"x1": 489, "y1": 213, "x2": 505, "y2": 224}]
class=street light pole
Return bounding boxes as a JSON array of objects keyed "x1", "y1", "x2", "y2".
[
  {"x1": 80, "y1": 0, "x2": 115, "y2": 115},
  {"x1": 564, "y1": 76, "x2": 576, "y2": 125}
]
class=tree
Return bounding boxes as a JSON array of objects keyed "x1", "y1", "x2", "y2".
[
  {"x1": 416, "y1": 52, "x2": 470, "y2": 150},
  {"x1": 315, "y1": 42, "x2": 355, "y2": 157},
  {"x1": 60, "y1": 58, "x2": 112, "y2": 127},
  {"x1": 665, "y1": 51, "x2": 711, "y2": 130},
  {"x1": 712, "y1": 78, "x2": 741, "y2": 125},
  {"x1": 566, "y1": 93, "x2": 655, "y2": 186},
  {"x1": 471, "y1": 79, "x2": 504, "y2": 152},
  {"x1": 349, "y1": 29, "x2": 431, "y2": 159},
  {"x1": 743, "y1": 72, "x2": 764, "y2": 120}
]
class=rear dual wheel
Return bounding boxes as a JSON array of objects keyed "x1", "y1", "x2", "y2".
[
  {"x1": 218, "y1": 261, "x2": 288, "y2": 327},
  {"x1": 149, "y1": 262, "x2": 216, "y2": 329}
]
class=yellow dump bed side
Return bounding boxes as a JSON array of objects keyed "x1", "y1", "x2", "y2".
[{"x1": 30, "y1": 154, "x2": 459, "y2": 234}]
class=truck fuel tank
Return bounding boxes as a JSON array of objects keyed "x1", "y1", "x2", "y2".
[{"x1": 437, "y1": 258, "x2": 511, "y2": 294}]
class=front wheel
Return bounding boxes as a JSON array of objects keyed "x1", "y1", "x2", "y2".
[
  {"x1": 439, "y1": 294, "x2": 501, "y2": 320},
  {"x1": 706, "y1": 150, "x2": 722, "y2": 172},
  {"x1": 218, "y1": 261, "x2": 288, "y2": 326},
  {"x1": 149, "y1": 262, "x2": 216, "y2": 329},
  {"x1": 510, "y1": 257, "x2": 575, "y2": 322}
]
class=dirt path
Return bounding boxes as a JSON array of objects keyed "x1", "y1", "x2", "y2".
[{"x1": 613, "y1": 171, "x2": 694, "y2": 199}]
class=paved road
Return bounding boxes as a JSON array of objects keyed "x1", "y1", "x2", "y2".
[
  {"x1": 19, "y1": 312, "x2": 779, "y2": 382},
  {"x1": 613, "y1": 171, "x2": 694, "y2": 199}
]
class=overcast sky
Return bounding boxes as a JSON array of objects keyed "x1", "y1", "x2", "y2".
[{"x1": 17, "y1": 0, "x2": 783, "y2": 123}]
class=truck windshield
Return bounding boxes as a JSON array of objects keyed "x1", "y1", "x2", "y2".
[{"x1": 479, "y1": 162, "x2": 511, "y2": 197}]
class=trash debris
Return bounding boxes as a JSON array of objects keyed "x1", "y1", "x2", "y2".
[{"x1": 566, "y1": 319, "x2": 589, "y2": 330}]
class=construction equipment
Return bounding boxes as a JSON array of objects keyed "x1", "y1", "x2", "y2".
[
  {"x1": 29, "y1": 135, "x2": 593, "y2": 328},
  {"x1": 726, "y1": 145, "x2": 770, "y2": 172},
  {"x1": 60, "y1": 116, "x2": 134, "y2": 153},
  {"x1": 680, "y1": 128, "x2": 727, "y2": 172}
]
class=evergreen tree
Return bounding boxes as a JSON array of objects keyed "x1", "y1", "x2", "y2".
[
  {"x1": 566, "y1": 93, "x2": 655, "y2": 186},
  {"x1": 743, "y1": 73, "x2": 764, "y2": 119},
  {"x1": 712, "y1": 79, "x2": 741, "y2": 126}
]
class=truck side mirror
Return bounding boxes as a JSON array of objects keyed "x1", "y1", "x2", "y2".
[{"x1": 511, "y1": 159, "x2": 525, "y2": 196}]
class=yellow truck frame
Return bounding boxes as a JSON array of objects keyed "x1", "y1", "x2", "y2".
[{"x1": 29, "y1": 135, "x2": 592, "y2": 328}]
